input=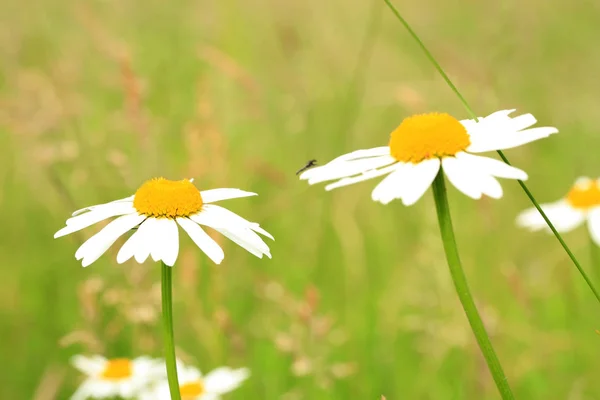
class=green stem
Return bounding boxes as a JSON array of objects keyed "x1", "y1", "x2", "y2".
[
  {"x1": 162, "y1": 262, "x2": 182, "y2": 400},
  {"x1": 431, "y1": 172, "x2": 514, "y2": 399},
  {"x1": 590, "y1": 235, "x2": 600, "y2": 283},
  {"x1": 382, "y1": 0, "x2": 600, "y2": 305}
]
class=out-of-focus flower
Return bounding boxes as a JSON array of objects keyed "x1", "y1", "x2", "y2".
[
  {"x1": 517, "y1": 176, "x2": 600, "y2": 244},
  {"x1": 70, "y1": 355, "x2": 159, "y2": 400},
  {"x1": 139, "y1": 360, "x2": 249, "y2": 400}
]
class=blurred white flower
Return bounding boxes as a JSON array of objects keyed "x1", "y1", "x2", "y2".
[
  {"x1": 517, "y1": 177, "x2": 600, "y2": 244},
  {"x1": 139, "y1": 360, "x2": 250, "y2": 400},
  {"x1": 300, "y1": 110, "x2": 557, "y2": 205},
  {"x1": 54, "y1": 178, "x2": 273, "y2": 267},
  {"x1": 70, "y1": 355, "x2": 159, "y2": 400}
]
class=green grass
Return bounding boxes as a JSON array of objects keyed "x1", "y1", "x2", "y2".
[{"x1": 2, "y1": 0, "x2": 600, "y2": 398}]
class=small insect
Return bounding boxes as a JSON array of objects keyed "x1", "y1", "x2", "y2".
[{"x1": 296, "y1": 159, "x2": 318, "y2": 175}]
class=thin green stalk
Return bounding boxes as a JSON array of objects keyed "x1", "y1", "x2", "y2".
[
  {"x1": 162, "y1": 262, "x2": 182, "y2": 400},
  {"x1": 590, "y1": 235, "x2": 600, "y2": 283},
  {"x1": 382, "y1": 0, "x2": 600, "y2": 305},
  {"x1": 432, "y1": 172, "x2": 514, "y2": 399}
]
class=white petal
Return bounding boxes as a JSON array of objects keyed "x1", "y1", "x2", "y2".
[
  {"x1": 200, "y1": 188, "x2": 257, "y2": 203},
  {"x1": 193, "y1": 205, "x2": 274, "y2": 258},
  {"x1": 371, "y1": 163, "x2": 409, "y2": 205},
  {"x1": 75, "y1": 213, "x2": 145, "y2": 267},
  {"x1": 117, "y1": 219, "x2": 147, "y2": 264},
  {"x1": 575, "y1": 177, "x2": 593, "y2": 187},
  {"x1": 200, "y1": 204, "x2": 274, "y2": 240},
  {"x1": 506, "y1": 113, "x2": 537, "y2": 131},
  {"x1": 399, "y1": 158, "x2": 441, "y2": 206},
  {"x1": 442, "y1": 157, "x2": 483, "y2": 199},
  {"x1": 516, "y1": 200, "x2": 585, "y2": 233},
  {"x1": 300, "y1": 155, "x2": 396, "y2": 183},
  {"x1": 446, "y1": 156, "x2": 506, "y2": 199},
  {"x1": 133, "y1": 218, "x2": 157, "y2": 263},
  {"x1": 160, "y1": 219, "x2": 179, "y2": 266},
  {"x1": 150, "y1": 219, "x2": 171, "y2": 263},
  {"x1": 118, "y1": 381, "x2": 136, "y2": 398},
  {"x1": 468, "y1": 127, "x2": 558, "y2": 153},
  {"x1": 199, "y1": 224, "x2": 271, "y2": 259},
  {"x1": 178, "y1": 364, "x2": 203, "y2": 381},
  {"x1": 480, "y1": 109, "x2": 517, "y2": 123},
  {"x1": 464, "y1": 109, "x2": 558, "y2": 153},
  {"x1": 138, "y1": 382, "x2": 169, "y2": 400},
  {"x1": 476, "y1": 174, "x2": 503, "y2": 199},
  {"x1": 71, "y1": 195, "x2": 135, "y2": 216},
  {"x1": 71, "y1": 381, "x2": 95, "y2": 400},
  {"x1": 328, "y1": 146, "x2": 390, "y2": 164},
  {"x1": 131, "y1": 356, "x2": 160, "y2": 374},
  {"x1": 220, "y1": 229, "x2": 271, "y2": 258},
  {"x1": 204, "y1": 367, "x2": 250, "y2": 394},
  {"x1": 55, "y1": 203, "x2": 136, "y2": 238},
  {"x1": 587, "y1": 209, "x2": 600, "y2": 246},
  {"x1": 443, "y1": 154, "x2": 511, "y2": 199},
  {"x1": 177, "y1": 217, "x2": 225, "y2": 264},
  {"x1": 457, "y1": 152, "x2": 527, "y2": 180},
  {"x1": 71, "y1": 355, "x2": 106, "y2": 375},
  {"x1": 324, "y1": 164, "x2": 400, "y2": 191}
]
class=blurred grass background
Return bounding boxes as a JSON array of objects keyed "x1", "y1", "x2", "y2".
[{"x1": 2, "y1": 0, "x2": 600, "y2": 398}]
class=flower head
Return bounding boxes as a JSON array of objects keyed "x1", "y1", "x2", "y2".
[
  {"x1": 139, "y1": 360, "x2": 250, "y2": 400},
  {"x1": 70, "y1": 355, "x2": 159, "y2": 400},
  {"x1": 300, "y1": 110, "x2": 557, "y2": 205},
  {"x1": 54, "y1": 178, "x2": 273, "y2": 267},
  {"x1": 517, "y1": 177, "x2": 600, "y2": 244}
]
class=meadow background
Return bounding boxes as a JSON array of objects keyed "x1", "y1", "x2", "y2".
[{"x1": 2, "y1": 0, "x2": 600, "y2": 398}]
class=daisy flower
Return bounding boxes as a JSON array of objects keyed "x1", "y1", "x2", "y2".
[
  {"x1": 70, "y1": 355, "x2": 159, "y2": 400},
  {"x1": 54, "y1": 178, "x2": 273, "y2": 267},
  {"x1": 517, "y1": 177, "x2": 600, "y2": 244},
  {"x1": 139, "y1": 361, "x2": 250, "y2": 400},
  {"x1": 299, "y1": 110, "x2": 558, "y2": 205}
]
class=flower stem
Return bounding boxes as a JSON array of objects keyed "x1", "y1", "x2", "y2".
[
  {"x1": 590, "y1": 235, "x2": 600, "y2": 283},
  {"x1": 381, "y1": 0, "x2": 600, "y2": 306},
  {"x1": 431, "y1": 172, "x2": 514, "y2": 399},
  {"x1": 162, "y1": 261, "x2": 182, "y2": 400}
]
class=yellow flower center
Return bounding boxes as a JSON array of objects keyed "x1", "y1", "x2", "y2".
[
  {"x1": 566, "y1": 179, "x2": 600, "y2": 209},
  {"x1": 133, "y1": 178, "x2": 203, "y2": 218},
  {"x1": 180, "y1": 381, "x2": 205, "y2": 398},
  {"x1": 100, "y1": 359, "x2": 133, "y2": 380},
  {"x1": 389, "y1": 113, "x2": 470, "y2": 163}
]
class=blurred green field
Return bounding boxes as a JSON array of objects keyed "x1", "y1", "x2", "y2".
[{"x1": 2, "y1": 0, "x2": 600, "y2": 398}]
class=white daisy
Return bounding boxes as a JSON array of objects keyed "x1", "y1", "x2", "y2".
[
  {"x1": 54, "y1": 178, "x2": 273, "y2": 267},
  {"x1": 70, "y1": 355, "x2": 159, "y2": 400},
  {"x1": 139, "y1": 361, "x2": 250, "y2": 400},
  {"x1": 300, "y1": 110, "x2": 558, "y2": 205},
  {"x1": 517, "y1": 177, "x2": 600, "y2": 245}
]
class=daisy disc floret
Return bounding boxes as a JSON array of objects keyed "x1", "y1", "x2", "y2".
[
  {"x1": 300, "y1": 110, "x2": 558, "y2": 206},
  {"x1": 133, "y1": 178, "x2": 204, "y2": 218},
  {"x1": 54, "y1": 178, "x2": 273, "y2": 267},
  {"x1": 70, "y1": 355, "x2": 159, "y2": 400},
  {"x1": 517, "y1": 177, "x2": 600, "y2": 244},
  {"x1": 389, "y1": 112, "x2": 470, "y2": 162}
]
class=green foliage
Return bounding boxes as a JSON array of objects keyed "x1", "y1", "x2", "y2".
[{"x1": 1, "y1": 0, "x2": 600, "y2": 399}]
